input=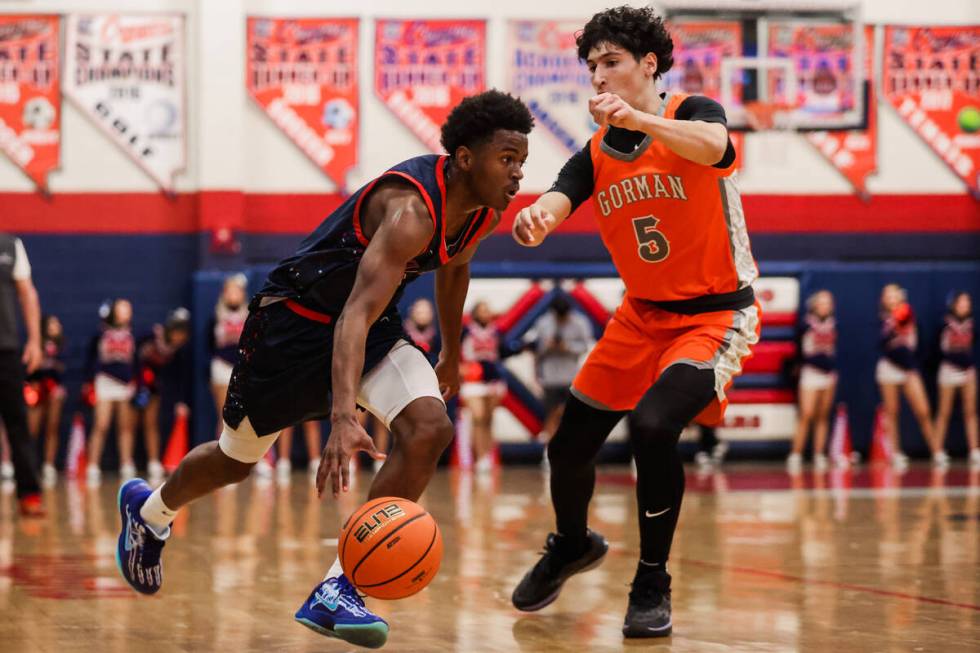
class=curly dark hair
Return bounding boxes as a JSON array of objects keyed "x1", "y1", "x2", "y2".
[
  {"x1": 576, "y1": 6, "x2": 675, "y2": 79},
  {"x1": 440, "y1": 90, "x2": 534, "y2": 156}
]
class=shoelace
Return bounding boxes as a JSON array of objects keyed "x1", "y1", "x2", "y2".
[
  {"x1": 532, "y1": 534, "x2": 571, "y2": 579},
  {"x1": 333, "y1": 577, "x2": 371, "y2": 616},
  {"x1": 628, "y1": 576, "x2": 669, "y2": 605}
]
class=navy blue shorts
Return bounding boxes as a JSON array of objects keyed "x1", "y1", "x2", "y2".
[{"x1": 222, "y1": 300, "x2": 406, "y2": 436}]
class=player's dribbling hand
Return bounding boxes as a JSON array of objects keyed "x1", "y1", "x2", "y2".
[
  {"x1": 589, "y1": 92, "x2": 641, "y2": 131},
  {"x1": 512, "y1": 204, "x2": 556, "y2": 247},
  {"x1": 317, "y1": 415, "x2": 386, "y2": 498}
]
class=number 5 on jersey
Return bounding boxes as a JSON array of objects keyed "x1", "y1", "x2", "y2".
[{"x1": 632, "y1": 215, "x2": 669, "y2": 263}]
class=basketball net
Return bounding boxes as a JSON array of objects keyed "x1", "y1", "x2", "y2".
[{"x1": 744, "y1": 101, "x2": 797, "y2": 166}]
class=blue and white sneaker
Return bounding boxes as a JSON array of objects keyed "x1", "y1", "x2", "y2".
[
  {"x1": 295, "y1": 575, "x2": 389, "y2": 649},
  {"x1": 115, "y1": 478, "x2": 167, "y2": 595}
]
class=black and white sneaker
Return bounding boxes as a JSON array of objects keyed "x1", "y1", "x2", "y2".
[
  {"x1": 622, "y1": 568, "x2": 672, "y2": 638},
  {"x1": 511, "y1": 530, "x2": 608, "y2": 612}
]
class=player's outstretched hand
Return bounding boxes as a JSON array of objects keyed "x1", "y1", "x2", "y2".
[
  {"x1": 513, "y1": 204, "x2": 556, "y2": 247},
  {"x1": 317, "y1": 416, "x2": 386, "y2": 498},
  {"x1": 589, "y1": 92, "x2": 641, "y2": 131}
]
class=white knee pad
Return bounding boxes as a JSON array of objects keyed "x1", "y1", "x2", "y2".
[{"x1": 218, "y1": 417, "x2": 280, "y2": 464}]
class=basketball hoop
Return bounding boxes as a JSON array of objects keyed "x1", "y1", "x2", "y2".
[{"x1": 744, "y1": 101, "x2": 796, "y2": 131}]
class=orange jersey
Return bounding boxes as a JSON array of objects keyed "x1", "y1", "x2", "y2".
[{"x1": 589, "y1": 92, "x2": 757, "y2": 301}]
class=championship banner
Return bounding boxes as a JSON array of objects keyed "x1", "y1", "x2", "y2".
[
  {"x1": 662, "y1": 22, "x2": 741, "y2": 103},
  {"x1": 806, "y1": 26, "x2": 877, "y2": 197},
  {"x1": 768, "y1": 22, "x2": 859, "y2": 121},
  {"x1": 0, "y1": 16, "x2": 60, "y2": 191},
  {"x1": 375, "y1": 19, "x2": 485, "y2": 153},
  {"x1": 662, "y1": 21, "x2": 744, "y2": 167},
  {"x1": 508, "y1": 20, "x2": 593, "y2": 156},
  {"x1": 64, "y1": 14, "x2": 185, "y2": 193},
  {"x1": 883, "y1": 26, "x2": 980, "y2": 197},
  {"x1": 247, "y1": 17, "x2": 358, "y2": 190}
]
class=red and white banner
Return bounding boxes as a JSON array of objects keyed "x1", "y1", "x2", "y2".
[
  {"x1": 247, "y1": 17, "x2": 359, "y2": 190},
  {"x1": 64, "y1": 14, "x2": 185, "y2": 193},
  {"x1": 0, "y1": 16, "x2": 60, "y2": 191},
  {"x1": 883, "y1": 26, "x2": 980, "y2": 197},
  {"x1": 507, "y1": 20, "x2": 592, "y2": 156},
  {"x1": 375, "y1": 19, "x2": 485, "y2": 153},
  {"x1": 662, "y1": 21, "x2": 744, "y2": 167},
  {"x1": 807, "y1": 26, "x2": 877, "y2": 197}
]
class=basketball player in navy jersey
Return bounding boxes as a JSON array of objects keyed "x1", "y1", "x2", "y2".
[{"x1": 114, "y1": 90, "x2": 532, "y2": 649}]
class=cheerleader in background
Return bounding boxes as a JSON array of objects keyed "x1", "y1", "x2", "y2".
[
  {"x1": 876, "y1": 284, "x2": 937, "y2": 469},
  {"x1": 85, "y1": 298, "x2": 137, "y2": 484},
  {"x1": 934, "y1": 291, "x2": 979, "y2": 467},
  {"x1": 134, "y1": 308, "x2": 192, "y2": 481},
  {"x1": 210, "y1": 274, "x2": 249, "y2": 425},
  {"x1": 460, "y1": 301, "x2": 505, "y2": 473},
  {"x1": 273, "y1": 421, "x2": 323, "y2": 482},
  {"x1": 26, "y1": 315, "x2": 66, "y2": 485},
  {"x1": 787, "y1": 291, "x2": 837, "y2": 472}
]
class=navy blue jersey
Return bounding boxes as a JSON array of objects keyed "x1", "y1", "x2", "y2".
[
  {"x1": 210, "y1": 305, "x2": 247, "y2": 364},
  {"x1": 85, "y1": 327, "x2": 136, "y2": 383},
  {"x1": 259, "y1": 155, "x2": 495, "y2": 316},
  {"x1": 26, "y1": 337, "x2": 65, "y2": 385},
  {"x1": 880, "y1": 307, "x2": 917, "y2": 370},
  {"x1": 799, "y1": 314, "x2": 837, "y2": 372},
  {"x1": 940, "y1": 315, "x2": 974, "y2": 369}
]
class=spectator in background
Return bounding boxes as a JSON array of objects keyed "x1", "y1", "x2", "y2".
[
  {"x1": 85, "y1": 298, "x2": 138, "y2": 484},
  {"x1": 934, "y1": 291, "x2": 978, "y2": 467},
  {"x1": 460, "y1": 300, "x2": 505, "y2": 473},
  {"x1": 694, "y1": 426, "x2": 726, "y2": 469},
  {"x1": 876, "y1": 284, "x2": 936, "y2": 469},
  {"x1": 787, "y1": 290, "x2": 837, "y2": 472},
  {"x1": 210, "y1": 274, "x2": 249, "y2": 426},
  {"x1": 0, "y1": 233, "x2": 44, "y2": 516},
  {"x1": 532, "y1": 295, "x2": 593, "y2": 444},
  {"x1": 26, "y1": 314, "x2": 66, "y2": 485},
  {"x1": 134, "y1": 308, "x2": 192, "y2": 481}
]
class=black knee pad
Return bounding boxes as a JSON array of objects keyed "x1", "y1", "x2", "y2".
[{"x1": 630, "y1": 364, "x2": 717, "y2": 440}]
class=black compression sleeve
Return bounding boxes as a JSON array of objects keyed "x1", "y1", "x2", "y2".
[{"x1": 546, "y1": 144, "x2": 594, "y2": 214}]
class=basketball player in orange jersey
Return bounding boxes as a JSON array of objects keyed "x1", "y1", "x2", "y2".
[
  {"x1": 510, "y1": 7, "x2": 759, "y2": 638},
  {"x1": 113, "y1": 91, "x2": 533, "y2": 649}
]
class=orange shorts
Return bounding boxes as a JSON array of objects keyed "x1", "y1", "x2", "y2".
[{"x1": 572, "y1": 296, "x2": 761, "y2": 426}]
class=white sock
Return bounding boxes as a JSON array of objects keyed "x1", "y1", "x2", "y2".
[
  {"x1": 323, "y1": 556, "x2": 344, "y2": 581},
  {"x1": 139, "y1": 485, "x2": 177, "y2": 539}
]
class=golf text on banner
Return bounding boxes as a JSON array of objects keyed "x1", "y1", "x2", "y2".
[
  {"x1": 805, "y1": 26, "x2": 878, "y2": 197},
  {"x1": 0, "y1": 15, "x2": 60, "y2": 191},
  {"x1": 247, "y1": 17, "x2": 359, "y2": 190},
  {"x1": 508, "y1": 20, "x2": 592, "y2": 156},
  {"x1": 883, "y1": 26, "x2": 980, "y2": 197},
  {"x1": 64, "y1": 14, "x2": 186, "y2": 193},
  {"x1": 374, "y1": 19, "x2": 485, "y2": 153},
  {"x1": 661, "y1": 21, "x2": 744, "y2": 168}
]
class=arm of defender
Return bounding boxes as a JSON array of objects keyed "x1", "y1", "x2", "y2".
[
  {"x1": 318, "y1": 193, "x2": 434, "y2": 498},
  {"x1": 512, "y1": 191, "x2": 573, "y2": 247},
  {"x1": 590, "y1": 93, "x2": 728, "y2": 166}
]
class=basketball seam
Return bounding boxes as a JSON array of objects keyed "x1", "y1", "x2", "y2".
[
  {"x1": 340, "y1": 497, "x2": 402, "y2": 564},
  {"x1": 350, "y1": 512, "x2": 429, "y2": 584},
  {"x1": 357, "y1": 523, "x2": 439, "y2": 589}
]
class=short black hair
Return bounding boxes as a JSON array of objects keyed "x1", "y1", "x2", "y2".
[
  {"x1": 576, "y1": 6, "x2": 674, "y2": 79},
  {"x1": 440, "y1": 90, "x2": 534, "y2": 156}
]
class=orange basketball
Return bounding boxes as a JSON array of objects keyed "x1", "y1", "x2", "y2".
[{"x1": 338, "y1": 497, "x2": 443, "y2": 600}]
